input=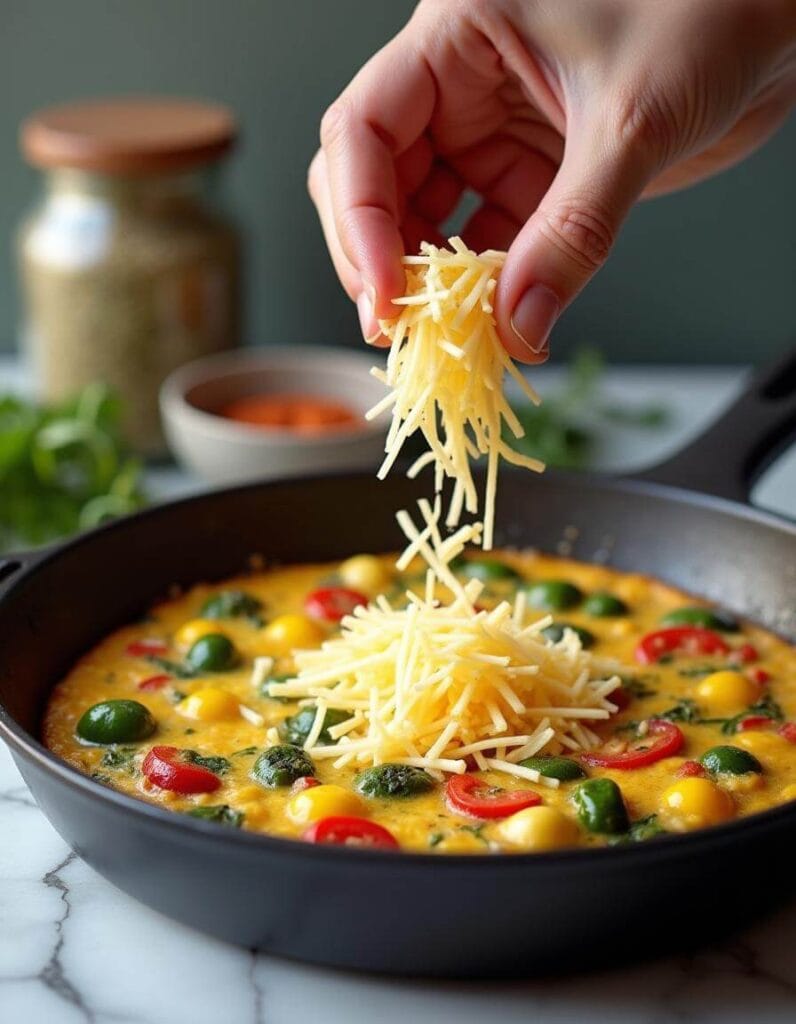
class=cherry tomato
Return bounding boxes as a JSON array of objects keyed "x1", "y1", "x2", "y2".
[
  {"x1": 778, "y1": 723, "x2": 796, "y2": 744},
  {"x1": 304, "y1": 587, "x2": 368, "y2": 622},
  {"x1": 126, "y1": 639, "x2": 168, "y2": 658},
  {"x1": 446, "y1": 774, "x2": 542, "y2": 819},
  {"x1": 675, "y1": 759, "x2": 706, "y2": 778},
  {"x1": 748, "y1": 667, "x2": 771, "y2": 685},
  {"x1": 581, "y1": 720, "x2": 684, "y2": 770},
  {"x1": 142, "y1": 746, "x2": 221, "y2": 794},
  {"x1": 291, "y1": 776, "x2": 320, "y2": 794},
  {"x1": 137, "y1": 674, "x2": 171, "y2": 691},
  {"x1": 730, "y1": 643, "x2": 759, "y2": 665},
  {"x1": 635, "y1": 627, "x2": 729, "y2": 665},
  {"x1": 736, "y1": 715, "x2": 774, "y2": 732},
  {"x1": 302, "y1": 816, "x2": 399, "y2": 848}
]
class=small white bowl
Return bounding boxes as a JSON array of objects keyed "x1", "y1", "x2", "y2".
[{"x1": 160, "y1": 346, "x2": 390, "y2": 485}]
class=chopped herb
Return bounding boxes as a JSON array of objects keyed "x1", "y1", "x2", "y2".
[
  {"x1": 187, "y1": 804, "x2": 244, "y2": 827},
  {"x1": 608, "y1": 814, "x2": 666, "y2": 845},
  {"x1": 677, "y1": 664, "x2": 721, "y2": 678},
  {"x1": 720, "y1": 696, "x2": 784, "y2": 735},
  {"x1": 100, "y1": 746, "x2": 139, "y2": 772},
  {"x1": 459, "y1": 823, "x2": 489, "y2": 844},
  {"x1": 146, "y1": 655, "x2": 198, "y2": 680},
  {"x1": 428, "y1": 832, "x2": 443, "y2": 848},
  {"x1": 620, "y1": 677, "x2": 658, "y2": 699},
  {"x1": 232, "y1": 746, "x2": 258, "y2": 757},
  {"x1": 184, "y1": 727, "x2": 196, "y2": 735},
  {"x1": 182, "y1": 750, "x2": 230, "y2": 775},
  {"x1": 90, "y1": 771, "x2": 112, "y2": 785},
  {"x1": 200, "y1": 590, "x2": 264, "y2": 628},
  {"x1": 167, "y1": 688, "x2": 188, "y2": 705},
  {"x1": 659, "y1": 698, "x2": 700, "y2": 723}
]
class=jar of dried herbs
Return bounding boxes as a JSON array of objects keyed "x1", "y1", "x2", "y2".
[{"x1": 18, "y1": 98, "x2": 241, "y2": 454}]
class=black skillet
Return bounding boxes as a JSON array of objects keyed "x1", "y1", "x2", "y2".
[{"x1": 1, "y1": 352, "x2": 795, "y2": 978}]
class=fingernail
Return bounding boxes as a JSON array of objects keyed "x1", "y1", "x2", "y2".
[
  {"x1": 510, "y1": 285, "x2": 560, "y2": 354},
  {"x1": 357, "y1": 290, "x2": 381, "y2": 345}
]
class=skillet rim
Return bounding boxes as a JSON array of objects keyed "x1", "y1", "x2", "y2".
[{"x1": 1, "y1": 467, "x2": 795, "y2": 869}]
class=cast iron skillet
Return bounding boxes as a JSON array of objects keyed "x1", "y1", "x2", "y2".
[{"x1": 1, "y1": 352, "x2": 795, "y2": 978}]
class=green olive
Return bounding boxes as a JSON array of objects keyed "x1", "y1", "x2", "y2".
[
  {"x1": 355, "y1": 763, "x2": 436, "y2": 798},
  {"x1": 455, "y1": 558, "x2": 522, "y2": 582},
  {"x1": 542, "y1": 623, "x2": 595, "y2": 649},
  {"x1": 573, "y1": 778, "x2": 629, "y2": 834},
  {"x1": 525, "y1": 580, "x2": 583, "y2": 611},
  {"x1": 76, "y1": 699, "x2": 156, "y2": 745},
  {"x1": 700, "y1": 745, "x2": 762, "y2": 775},
  {"x1": 519, "y1": 755, "x2": 586, "y2": 781},
  {"x1": 278, "y1": 706, "x2": 351, "y2": 746},
  {"x1": 583, "y1": 592, "x2": 628, "y2": 617},
  {"x1": 660, "y1": 606, "x2": 739, "y2": 632},
  {"x1": 185, "y1": 633, "x2": 237, "y2": 672},
  {"x1": 251, "y1": 745, "x2": 315, "y2": 788}
]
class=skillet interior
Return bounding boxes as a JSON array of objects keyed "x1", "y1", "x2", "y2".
[{"x1": 1, "y1": 470, "x2": 795, "y2": 975}]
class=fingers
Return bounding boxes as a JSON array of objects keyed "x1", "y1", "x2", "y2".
[
  {"x1": 319, "y1": 31, "x2": 436, "y2": 319},
  {"x1": 496, "y1": 119, "x2": 658, "y2": 362}
]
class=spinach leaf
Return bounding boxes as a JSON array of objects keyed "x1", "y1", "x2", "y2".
[
  {"x1": 183, "y1": 750, "x2": 231, "y2": 775},
  {"x1": 187, "y1": 805, "x2": 244, "y2": 827},
  {"x1": 659, "y1": 698, "x2": 700, "y2": 723}
]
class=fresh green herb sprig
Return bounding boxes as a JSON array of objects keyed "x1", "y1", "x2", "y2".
[
  {"x1": 509, "y1": 348, "x2": 670, "y2": 470},
  {"x1": 0, "y1": 384, "x2": 146, "y2": 552}
]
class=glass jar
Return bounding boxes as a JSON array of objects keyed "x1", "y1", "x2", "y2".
[{"x1": 17, "y1": 99, "x2": 241, "y2": 455}]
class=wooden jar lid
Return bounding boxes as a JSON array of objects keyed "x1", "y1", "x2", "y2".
[{"x1": 22, "y1": 97, "x2": 236, "y2": 175}]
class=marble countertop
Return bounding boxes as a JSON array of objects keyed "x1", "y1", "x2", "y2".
[{"x1": 1, "y1": 359, "x2": 795, "y2": 1023}]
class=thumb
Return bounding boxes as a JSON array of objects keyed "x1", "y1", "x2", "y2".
[{"x1": 496, "y1": 123, "x2": 657, "y2": 362}]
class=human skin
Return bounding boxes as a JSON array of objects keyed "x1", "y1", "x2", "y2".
[{"x1": 308, "y1": 0, "x2": 796, "y2": 361}]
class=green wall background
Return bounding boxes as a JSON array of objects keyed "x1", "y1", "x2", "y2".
[{"x1": 2, "y1": 0, "x2": 794, "y2": 363}]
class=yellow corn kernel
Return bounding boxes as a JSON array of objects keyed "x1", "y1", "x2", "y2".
[
  {"x1": 497, "y1": 805, "x2": 579, "y2": 852},
  {"x1": 262, "y1": 614, "x2": 324, "y2": 656},
  {"x1": 434, "y1": 832, "x2": 486, "y2": 853},
  {"x1": 286, "y1": 784, "x2": 365, "y2": 826},
  {"x1": 177, "y1": 687, "x2": 240, "y2": 722},
  {"x1": 658, "y1": 777, "x2": 735, "y2": 832},
  {"x1": 694, "y1": 671, "x2": 759, "y2": 714},
  {"x1": 338, "y1": 555, "x2": 390, "y2": 594},
  {"x1": 174, "y1": 618, "x2": 225, "y2": 650}
]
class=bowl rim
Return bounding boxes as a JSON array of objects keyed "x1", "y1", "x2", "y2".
[{"x1": 160, "y1": 345, "x2": 390, "y2": 447}]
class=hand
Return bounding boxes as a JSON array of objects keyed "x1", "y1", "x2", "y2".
[{"x1": 308, "y1": 0, "x2": 795, "y2": 361}]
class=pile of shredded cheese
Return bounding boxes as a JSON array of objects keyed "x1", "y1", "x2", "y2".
[
  {"x1": 366, "y1": 237, "x2": 544, "y2": 550},
  {"x1": 268, "y1": 500, "x2": 622, "y2": 787}
]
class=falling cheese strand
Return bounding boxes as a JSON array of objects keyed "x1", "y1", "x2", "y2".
[
  {"x1": 366, "y1": 237, "x2": 545, "y2": 550},
  {"x1": 268, "y1": 501, "x2": 623, "y2": 784}
]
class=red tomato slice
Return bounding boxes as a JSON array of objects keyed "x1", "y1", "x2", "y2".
[
  {"x1": 126, "y1": 639, "x2": 168, "y2": 658},
  {"x1": 730, "y1": 643, "x2": 759, "y2": 665},
  {"x1": 137, "y1": 674, "x2": 171, "y2": 691},
  {"x1": 635, "y1": 627, "x2": 730, "y2": 665},
  {"x1": 446, "y1": 774, "x2": 542, "y2": 819},
  {"x1": 142, "y1": 746, "x2": 221, "y2": 794},
  {"x1": 736, "y1": 715, "x2": 774, "y2": 732},
  {"x1": 778, "y1": 723, "x2": 796, "y2": 744},
  {"x1": 675, "y1": 759, "x2": 706, "y2": 779},
  {"x1": 304, "y1": 587, "x2": 368, "y2": 622},
  {"x1": 581, "y1": 720, "x2": 684, "y2": 770},
  {"x1": 302, "y1": 816, "x2": 399, "y2": 849}
]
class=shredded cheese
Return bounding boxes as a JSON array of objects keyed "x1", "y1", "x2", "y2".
[
  {"x1": 368, "y1": 237, "x2": 545, "y2": 550},
  {"x1": 269, "y1": 502, "x2": 623, "y2": 784}
]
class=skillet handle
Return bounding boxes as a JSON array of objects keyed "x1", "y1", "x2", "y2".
[
  {"x1": 0, "y1": 551, "x2": 39, "y2": 601},
  {"x1": 635, "y1": 347, "x2": 796, "y2": 504}
]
